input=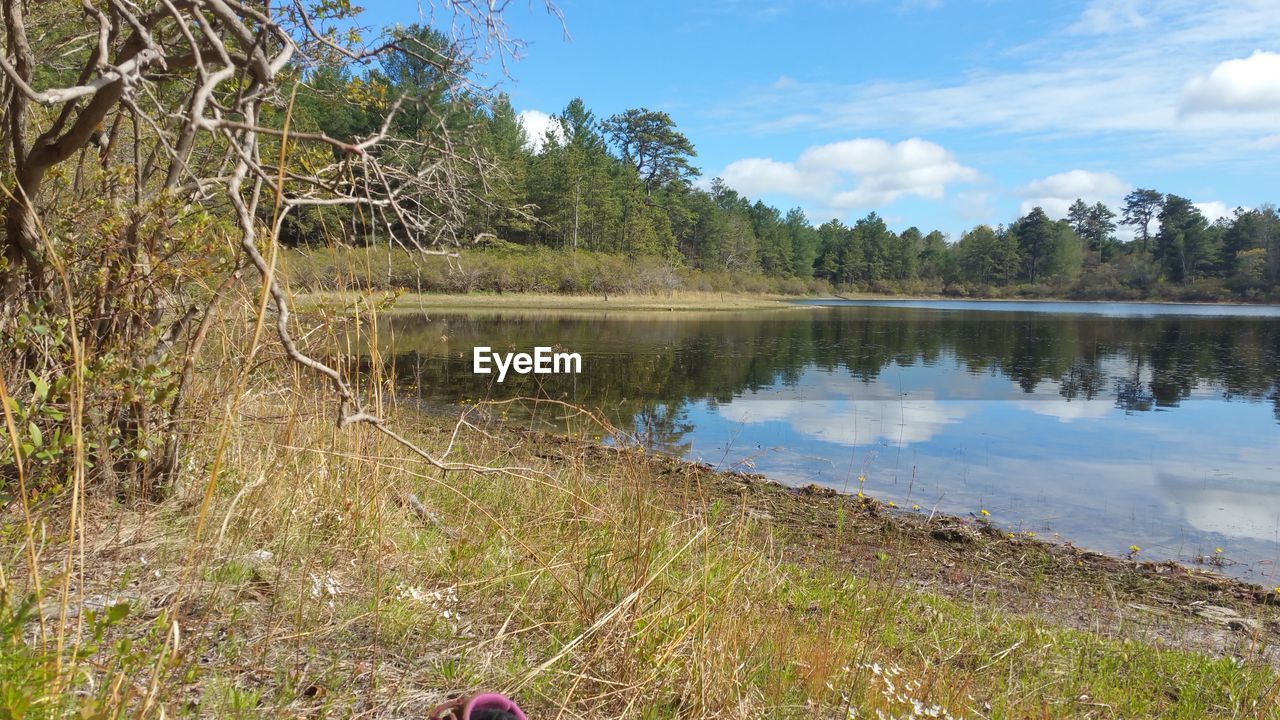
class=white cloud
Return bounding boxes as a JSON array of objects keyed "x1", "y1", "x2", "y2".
[
  {"x1": 718, "y1": 137, "x2": 978, "y2": 212},
  {"x1": 1255, "y1": 134, "x2": 1280, "y2": 149},
  {"x1": 1159, "y1": 472, "x2": 1280, "y2": 542},
  {"x1": 1017, "y1": 170, "x2": 1129, "y2": 218},
  {"x1": 516, "y1": 109, "x2": 563, "y2": 153},
  {"x1": 718, "y1": 158, "x2": 826, "y2": 198},
  {"x1": 717, "y1": 397, "x2": 973, "y2": 447},
  {"x1": 714, "y1": 1, "x2": 1280, "y2": 142},
  {"x1": 1181, "y1": 51, "x2": 1280, "y2": 115},
  {"x1": 954, "y1": 190, "x2": 994, "y2": 221},
  {"x1": 1069, "y1": 0, "x2": 1149, "y2": 35},
  {"x1": 1193, "y1": 201, "x2": 1236, "y2": 222},
  {"x1": 1012, "y1": 399, "x2": 1114, "y2": 422}
]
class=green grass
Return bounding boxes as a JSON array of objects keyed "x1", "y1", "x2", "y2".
[
  {"x1": 281, "y1": 241, "x2": 1280, "y2": 305},
  {"x1": 297, "y1": 289, "x2": 800, "y2": 313},
  {"x1": 282, "y1": 242, "x2": 831, "y2": 297}
]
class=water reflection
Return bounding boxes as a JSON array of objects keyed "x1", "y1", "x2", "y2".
[{"x1": 365, "y1": 302, "x2": 1280, "y2": 581}]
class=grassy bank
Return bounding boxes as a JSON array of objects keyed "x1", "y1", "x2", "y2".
[
  {"x1": 298, "y1": 289, "x2": 799, "y2": 313},
  {"x1": 283, "y1": 244, "x2": 1280, "y2": 305},
  {"x1": 294, "y1": 289, "x2": 1278, "y2": 317},
  {"x1": 5, "y1": 350, "x2": 1280, "y2": 717},
  {"x1": 283, "y1": 244, "x2": 831, "y2": 298}
]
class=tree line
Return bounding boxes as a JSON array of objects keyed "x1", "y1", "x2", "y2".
[{"x1": 279, "y1": 25, "x2": 1280, "y2": 301}]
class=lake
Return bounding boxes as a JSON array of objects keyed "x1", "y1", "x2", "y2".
[{"x1": 366, "y1": 299, "x2": 1280, "y2": 583}]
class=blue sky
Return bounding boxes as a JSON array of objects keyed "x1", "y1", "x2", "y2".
[{"x1": 362, "y1": 1, "x2": 1280, "y2": 239}]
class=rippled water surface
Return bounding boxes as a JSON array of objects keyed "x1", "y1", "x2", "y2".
[{"x1": 366, "y1": 299, "x2": 1280, "y2": 581}]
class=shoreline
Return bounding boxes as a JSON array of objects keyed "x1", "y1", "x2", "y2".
[
  {"x1": 533, "y1": 424, "x2": 1280, "y2": 628},
  {"x1": 814, "y1": 293, "x2": 1280, "y2": 308},
  {"x1": 293, "y1": 289, "x2": 1280, "y2": 313},
  {"x1": 295, "y1": 289, "x2": 801, "y2": 312},
  {"x1": 373, "y1": 396, "x2": 1280, "y2": 664},
  {"x1": 37, "y1": 397, "x2": 1280, "y2": 716},
  {"x1": 528, "y1": 424, "x2": 1280, "y2": 677}
]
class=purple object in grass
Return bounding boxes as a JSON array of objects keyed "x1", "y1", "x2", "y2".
[
  {"x1": 466, "y1": 693, "x2": 527, "y2": 720},
  {"x1": 428, "y1": 692, "x2": 527, "y2": 720}
]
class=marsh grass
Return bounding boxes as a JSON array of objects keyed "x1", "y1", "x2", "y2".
[
  {"x1": 297, "y1": 289, "x2": 800, "y2": 314},
  {"x1": 2, "y1": 286, "x2": 1279, "y2": 719},
  {"x1": 281, "y1": 242, "x2": 1280, "y2": 306},
  {"x1": 282, "y1": 243, "x2": 830, "y2": 298}
]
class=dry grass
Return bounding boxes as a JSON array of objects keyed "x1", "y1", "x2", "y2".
[
  {"x1": 295, "y1": 289, "x2": 800, "y2": 313},
  {"x1": 3, "y1": 293, "x2": 1280, "y2": 719}
]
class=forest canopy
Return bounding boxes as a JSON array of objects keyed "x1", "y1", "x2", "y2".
[{"x1": 279, "y1": 46, "x2": 1280, "y2": 301}]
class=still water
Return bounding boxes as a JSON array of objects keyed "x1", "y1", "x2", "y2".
[{"x1": 369, "y1": 300, "x2": 1280, "y2": 582}]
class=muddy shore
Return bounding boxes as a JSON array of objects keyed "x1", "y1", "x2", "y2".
[{"x1": 527, "y1": 429, "x2": 1280, "y2": 667}]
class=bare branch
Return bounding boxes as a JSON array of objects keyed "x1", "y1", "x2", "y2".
[{"x1": 3, "y1": 0, "x2": 558, "y2": 469}]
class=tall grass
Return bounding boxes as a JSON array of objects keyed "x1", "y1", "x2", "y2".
[
  {"x1": 283, "y1": 242, "x2": 1280, "y2": 304},
  {"x1": 284, "y1": 243, "x2": 831, "y2": 297},
  {"x1": 3, "y1": 279, "x2": 1278, "y2": 719}
]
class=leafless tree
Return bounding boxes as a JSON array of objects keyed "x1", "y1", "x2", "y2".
[{"x1": 0, "y1": 0, "x2": 561, "y2": 489}]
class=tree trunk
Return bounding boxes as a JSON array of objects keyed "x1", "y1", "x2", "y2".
[{"x1": 2, "y1": 189, "x2": 46, "y2": 306}]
